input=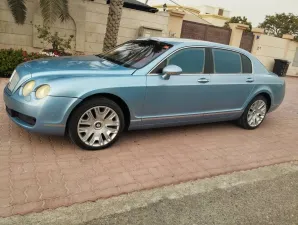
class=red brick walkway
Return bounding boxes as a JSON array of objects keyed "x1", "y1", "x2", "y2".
[{"x1": 0, "y1": 77, "x2": 298, "y2": 217}]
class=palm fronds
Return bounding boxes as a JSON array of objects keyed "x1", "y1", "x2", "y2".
[
  {"x1": 39, "y1": 0, "x2": 70, "y2": 24},
  {"x1": 7, "y1": 0, "x2": 27, "y2": 24}
]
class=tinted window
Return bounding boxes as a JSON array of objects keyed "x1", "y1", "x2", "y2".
[
  {"x1": 213, "y1": 49, "x2": 242, "y2": 74},
  {"x1": 97, "y1": 40, "x2": 173, "y2": 69},
  {"x1": 152, "y1": 48, "x2": 205, "y2": 74},
  {"x1": 168, "y1": 48, "x2": 205, "y2": 74},
  {"x1": 241, "y1": 54, "x2": 252, "y2": 73}
]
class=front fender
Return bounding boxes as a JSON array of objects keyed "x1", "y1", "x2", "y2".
[{"x1": 46, "y1": 76, "x2": 147, "y2": 123}]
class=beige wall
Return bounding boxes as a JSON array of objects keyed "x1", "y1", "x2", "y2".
[
  {"x1": 251, "y1": 33, "x2": 298, "y2": 76},
  {"x1": 0, "y1": 0, "x2": 168, "y2": 54},
  {"x1": 168, "y1": 11, "x2": 184, "y2": 38},
  {"x1": 0, "y1": 0, "x2": 36, "y2": 52}
]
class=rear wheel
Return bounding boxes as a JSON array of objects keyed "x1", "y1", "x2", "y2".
[
  {"x1": 68, "y1": 97, "x2": 125, "y2": 150},
  {"x1": 238, "y1": 95, "x2": 268, "y2": 130}
]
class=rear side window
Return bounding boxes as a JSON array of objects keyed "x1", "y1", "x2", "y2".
[
  {"x1": 213, "y1": 49, "x2": 242, "y2": 74},
  {"x1": 241, "y1": 54, "x2": 252, "y2": 73}
]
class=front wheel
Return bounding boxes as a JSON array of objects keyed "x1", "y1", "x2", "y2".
[
  {"x1": 237, "y1": 95, "x2": 268, "y2": 130},
  {"x1": 68, "y1": 97, "x2": 125, "y2": 150}
]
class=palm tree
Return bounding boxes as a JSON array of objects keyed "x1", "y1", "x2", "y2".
[
  {"x1": 7, "y1": 0, "x2": 70, "y2": 25},
  {"x1": 8, "y1": 0, "x2": 125, "y2": 53},
  {"x1": 103, "y1": 0, "x2": 124, "y2": 52}
]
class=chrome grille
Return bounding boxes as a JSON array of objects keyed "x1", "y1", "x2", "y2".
[{"x1": 7, "y1": 70, "x2": 19, "y2": 92}]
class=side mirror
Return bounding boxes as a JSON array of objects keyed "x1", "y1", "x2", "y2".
[{"x1": 162, "y1": 65, "x2": 182, "y2": 80}]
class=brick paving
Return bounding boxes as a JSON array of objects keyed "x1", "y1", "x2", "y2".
[{"x1": 0, "y1": 77, "x2": 298, "y2": 217}]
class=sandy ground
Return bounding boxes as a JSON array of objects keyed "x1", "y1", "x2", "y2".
[{"x1": 1, "y1": 162, "x2": 298, "y2": 225}]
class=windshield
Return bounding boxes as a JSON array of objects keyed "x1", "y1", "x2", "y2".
[{"x1": 97, "y1": 40, "x2": 173, "y2": 69}]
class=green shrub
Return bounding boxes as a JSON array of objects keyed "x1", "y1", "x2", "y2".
[
  {"x1": 0, "y1": 49, "x2": 51, "y2": 78},
  {"x1": 0, "y1": 49, "x2": 24, "y2": 78},
  {"x1": 35, "y1": 24, "x2": 74, "y2": 53},
  {"x1": 0, "y1": 48, "x2": 75, "y2": 78}
]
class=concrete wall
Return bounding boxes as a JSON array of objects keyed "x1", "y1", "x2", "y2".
[
  {"x1": 0, "y1": 0, "x2": 168, "y2": 54},
  {"x1": 84, "y1": 0, "x2": 168, "y2": 54},
  {"x1": 0, "y1": 0, "x2": 36, "y2": 52},
  {"x1": 251, "y1": 33, "x2": 298, "y2": 76}
]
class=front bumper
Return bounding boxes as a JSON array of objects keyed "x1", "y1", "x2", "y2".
[{"x1": 3, "y1": 86, "x2": 81, "y2": 135}]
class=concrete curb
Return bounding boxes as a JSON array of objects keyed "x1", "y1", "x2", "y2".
[{"x1": 1, "y1": 161, "x2": 298, "y2": 225}]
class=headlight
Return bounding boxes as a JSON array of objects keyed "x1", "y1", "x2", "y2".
[
  {"x1": 22, "y1": 80, "x2": 35, "y2": 96},
  {"x1": 36, "y1": 85, "x2": 51, "y2": 99}
]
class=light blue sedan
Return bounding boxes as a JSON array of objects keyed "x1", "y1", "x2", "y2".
[{"x1": 4, "y1": 38, "x2": 285, "y2": 150}]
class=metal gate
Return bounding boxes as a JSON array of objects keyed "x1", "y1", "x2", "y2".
[
  {"x1": 181, "y1": 21, "x2": 232, "y2": 45},
  {"x1": 240, "y1": 32, "x2": 254, "y2": 52}
]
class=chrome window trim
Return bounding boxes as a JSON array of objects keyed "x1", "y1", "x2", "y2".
[{"x1": 148, "y1": 45, "x2": 255, "y2": 76}]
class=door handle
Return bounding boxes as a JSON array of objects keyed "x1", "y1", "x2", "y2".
[
  {"x1": 198, "y1": 78, "x2": 209, "y2": 83},
  {"x1": 246, "y1": 78, "x2": 254, "y2": 83}
]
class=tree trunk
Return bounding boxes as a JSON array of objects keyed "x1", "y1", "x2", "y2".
[{"x1": 103, "y1": 0, "x2": 124, "y2": 52}]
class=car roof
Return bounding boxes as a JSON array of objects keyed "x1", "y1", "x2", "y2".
[{"x1": 136, "y1": 37, "x2": 251, "y2": 55}]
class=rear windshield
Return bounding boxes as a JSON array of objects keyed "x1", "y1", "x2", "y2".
[{"x1": 97, "y1": 40, "x2": 173, "y2": 69}]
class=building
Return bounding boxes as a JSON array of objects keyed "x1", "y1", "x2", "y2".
[
  {"x1": 153, "y1": 4, "x2": 231, "y2": 27},
  {"x1": 197, "y1": 5, "x2": 231, "y2": 27}
]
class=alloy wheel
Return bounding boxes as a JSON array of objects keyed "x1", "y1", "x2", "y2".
[
  {"x1": 247, "y1": 100, "x2": 267, "y2": 127},
  {"x1": 77, "y1": 106, "x2": 120, "y2": 147}
]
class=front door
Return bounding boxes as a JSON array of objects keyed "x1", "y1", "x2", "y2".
[{"x1": 142, "y1": 47, "x2": 212, "y2": 126}]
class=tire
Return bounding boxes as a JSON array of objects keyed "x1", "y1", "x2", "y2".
[
  {"x1": 68, "y1": 97, "x2": 125, "y2": 150},
  {"x1": 237, "y1": 95, "x2": 268, "y2": 130}
]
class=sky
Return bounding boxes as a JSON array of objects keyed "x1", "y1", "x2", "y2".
[{"x1": 142, "y1": 0, "x2": 298, "y2": 26}]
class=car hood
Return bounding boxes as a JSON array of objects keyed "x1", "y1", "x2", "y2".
[{"x1": 18, "y1": 55, "x2": 136, "y2": 77}]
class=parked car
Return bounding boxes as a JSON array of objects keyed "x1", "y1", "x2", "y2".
[{"x1": 4, "y1": 38, "x2": 285, "y2": 150}]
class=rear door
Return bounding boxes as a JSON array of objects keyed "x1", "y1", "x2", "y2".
[{"x1": 206, "y1": 48, "x2": 255, "y2": 113}]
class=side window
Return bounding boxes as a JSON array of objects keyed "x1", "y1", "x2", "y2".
[
  {"x1": 151, "y1": 48, "x2": 205, "y2": 74},
  {"x1": 151, "y1": 60, "x2": 167, "y2": 74},
  {"x1": 213, "y1": 49, "x2": 242, "y2": 74},
  {"x1": 241, "y1": 54, "x2": 252, "y2": 73}
]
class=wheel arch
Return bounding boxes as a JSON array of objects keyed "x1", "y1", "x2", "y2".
[
  {"x1": 246, "y1": 90, "x2": 273, "y2": 111},
  {"x1": 65, "y1": 93, "x2": 131, "y2": 132},
  {"x1": 258, "y1": 92, "x2": 272, "y2": 111}
]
